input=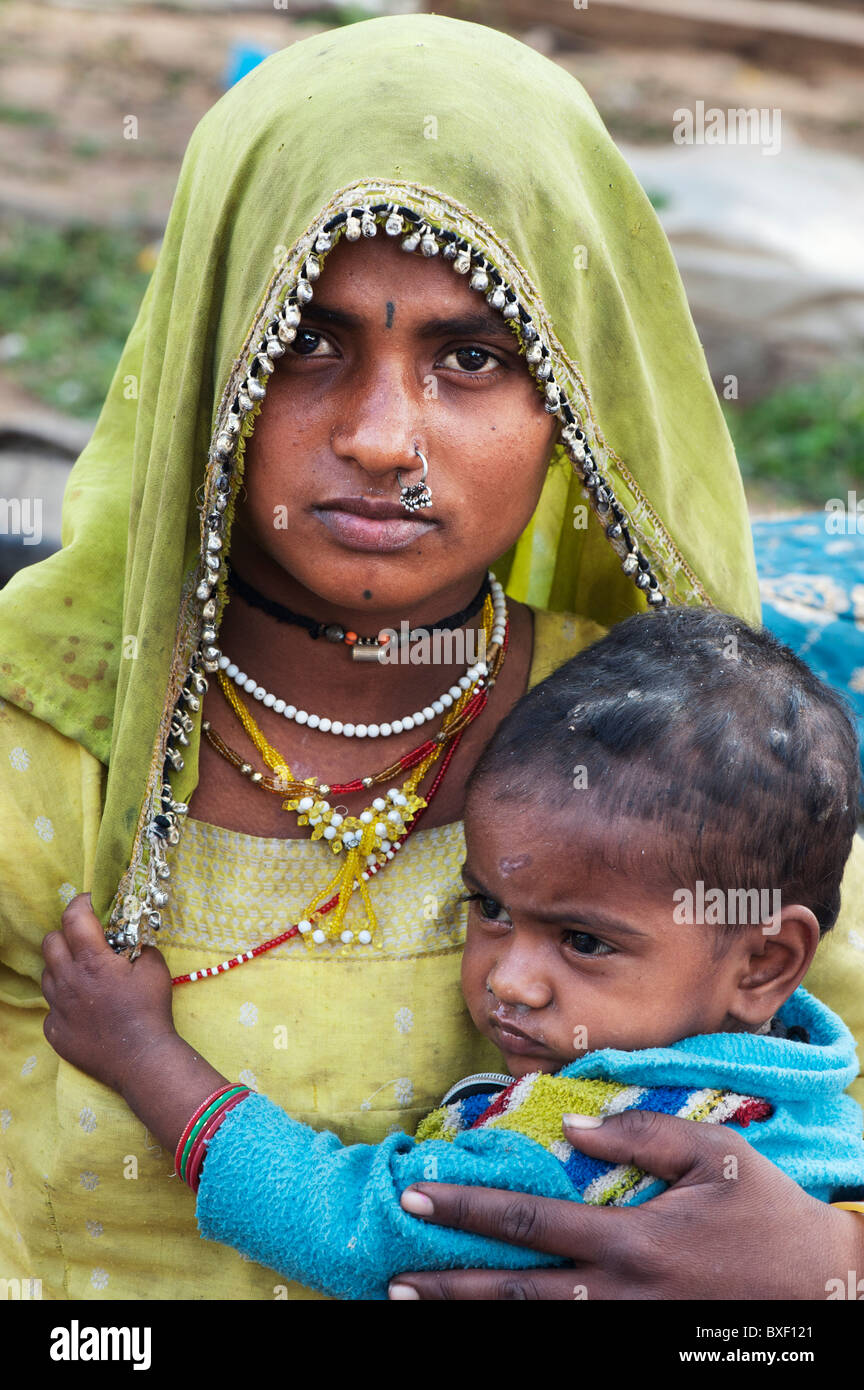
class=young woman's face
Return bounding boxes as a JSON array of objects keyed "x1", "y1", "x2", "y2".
[{"x1": 236, "y1": 234, "x2": 560, "y2": 612}]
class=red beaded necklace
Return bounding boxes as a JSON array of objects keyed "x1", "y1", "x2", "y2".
[{"x1": 170, "y1": 622, "x2": 509, "y2": 984}]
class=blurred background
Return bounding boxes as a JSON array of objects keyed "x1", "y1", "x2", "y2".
[{"x1": 1, "y1": 0, "x2": 863, "y2": 722}]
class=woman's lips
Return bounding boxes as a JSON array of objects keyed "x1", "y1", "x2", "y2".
[{"x1": 313, "y1": 498, "x2": 438, "y2": 553}]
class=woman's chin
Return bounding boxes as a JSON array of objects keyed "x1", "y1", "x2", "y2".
[{"x1": 265, "y1": 539, "x2": 489, "y2": 618}]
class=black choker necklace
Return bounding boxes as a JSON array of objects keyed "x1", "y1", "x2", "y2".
[{"x1": 225, "y1": 561, "x2": 491, "y2": 662}]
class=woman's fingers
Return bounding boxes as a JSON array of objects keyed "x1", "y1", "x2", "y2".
[
  {"x1": 389, "y1": 1268, "x2": 587, "y2": 1300},
  {"x1": 394, "y1": 1111, "x2": 858, "y2": 1300},
  {"x1": 391, "y1": 1112, "x2": 760, "y2": 1302},
  {"x1": 399, "y1": 1180, "x2": 632, "y2": 1261},
  {"x1": 396, "y1": 1111, "x2": 738, "y2": 1261},
  {"x1": 561, "y1": 1107, "x2": 742, "y2": 1189}
]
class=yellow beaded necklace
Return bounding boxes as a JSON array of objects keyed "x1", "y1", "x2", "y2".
[{"x1": 215, "y1": 597, "x2": 500, "y2": 945}]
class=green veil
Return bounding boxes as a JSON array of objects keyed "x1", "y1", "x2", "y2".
[{"x1": 0, "y1": 14, "x2": 759, "y2": 932}]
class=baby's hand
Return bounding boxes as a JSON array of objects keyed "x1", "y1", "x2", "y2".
[{"x1": 41, "y1": 893, "x2": 177, "y2": 1096}]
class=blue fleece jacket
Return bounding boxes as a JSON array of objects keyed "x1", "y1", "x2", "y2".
[{"x1": 195, "y1": 987, "x2": 864, "y2": 1300}]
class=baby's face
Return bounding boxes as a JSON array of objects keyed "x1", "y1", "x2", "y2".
[{"x1": 461, "y1": 789, "x2": 754, "y2": 1077}]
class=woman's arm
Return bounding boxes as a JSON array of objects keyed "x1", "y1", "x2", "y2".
[{"x1": 388, "y1": 1109, "x2": 864, "y2": 1300}]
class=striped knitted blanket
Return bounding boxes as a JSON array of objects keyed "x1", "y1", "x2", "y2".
[{"x1": 415, "y1": 1072, "x2": 772, "y2": 1206}]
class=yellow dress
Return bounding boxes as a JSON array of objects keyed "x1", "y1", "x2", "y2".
[
  {"x1": 2, "y1": 608, "x2": 863, "y2": 1299},
  {"x1": 0, "y1": 608, "x2": 582, "y2": 1299}
]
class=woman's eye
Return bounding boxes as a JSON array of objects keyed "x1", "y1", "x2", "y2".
[
  {"x1": 439, "y1": 346, "x2": 501, "y2": 376},
  {"x1": 285, "y1": 337, "x2": 499, "y2": 373},
  {"x1": 287, "y1": 330, "x2": 336, "y2": 358},
  {"x1": 564, "y1": 931, "x2": 614, "y2": 957}
]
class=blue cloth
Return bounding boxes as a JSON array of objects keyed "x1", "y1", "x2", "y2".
[
  {"x1": 752, "y1": 511, "x2": 864, "y2": 775},
  {"x1": 223, "y1": 43, "x2": 273, "y2": 92},
  {"x1": 195, "y1": 987, "x2": 864, "y2": 1300}
]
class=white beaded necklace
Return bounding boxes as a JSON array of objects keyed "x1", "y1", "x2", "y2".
[{"x1": 214, "y1": 574, "x2": 507, "y2": 739}]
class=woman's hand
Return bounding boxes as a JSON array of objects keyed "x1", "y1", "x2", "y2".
[
  {"x1": 390, "y1": 1109, "x2": 864, "y2": 1299},
  {"x1": 41, "y1": 892, "x2": 177, "y2": 1097}
]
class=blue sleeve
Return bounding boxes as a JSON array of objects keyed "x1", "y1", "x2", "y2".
[{"x1": 195, "y1": 1092, "x2": 578, "y2": 1300}]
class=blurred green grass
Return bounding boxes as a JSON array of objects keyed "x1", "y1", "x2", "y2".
[
  {"x1": 723, "y1": 368, "x2": 864, "y2": 506},
  {"x1": 0, "y1": 219, "x2": 153, "y2": 416},
  {"x1": 0, "y1": 104, "x2": 56, "y2": 128},
  {"x1": 1, "y1": 217, "x2": 862, "y2": 509}
]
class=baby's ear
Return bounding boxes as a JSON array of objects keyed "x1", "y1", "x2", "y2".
[{"x1": 733, "y1": 906, "x2": 820, "y2": 1026}]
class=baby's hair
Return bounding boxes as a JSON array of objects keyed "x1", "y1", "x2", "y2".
[{"x1": 468, "y1": 605, "x2": 861, "y2": 934}]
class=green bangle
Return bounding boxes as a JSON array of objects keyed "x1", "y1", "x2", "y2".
[{"x1": 180, "y1": 1085, "x2": 247, "y2": 1183}]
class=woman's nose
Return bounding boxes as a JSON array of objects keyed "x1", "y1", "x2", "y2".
[{"x1": 331, "y1": 357, "x2": 425, "y2": 484}]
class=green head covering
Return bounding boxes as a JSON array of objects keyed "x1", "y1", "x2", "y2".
[{"x1": 0, "y1": 14, "x2": 759, "y2": 934}]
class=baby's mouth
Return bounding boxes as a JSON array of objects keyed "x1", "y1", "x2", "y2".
[{"x1": 490, "y1": 1010, "x2": 554, "y2": 1056}]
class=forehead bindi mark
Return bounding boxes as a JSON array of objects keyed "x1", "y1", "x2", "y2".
[
  {"x1": 499, "y1": 854, "x2": 532, "y2": 877},
  {"x1": 385, "y1": 301, "x2": 395, "y2": 329}
]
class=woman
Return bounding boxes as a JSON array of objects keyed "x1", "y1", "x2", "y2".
[{"x1": 1, "y1": 14, "x2": 862, "y2": 1301}]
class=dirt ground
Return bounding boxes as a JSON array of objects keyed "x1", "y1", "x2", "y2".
[
  {"x1": 1, "y1": 1, "x2": 861, "y2": 520},
  {"x1": 2, "y1": 1, "x2": 863, "y2": 230}
]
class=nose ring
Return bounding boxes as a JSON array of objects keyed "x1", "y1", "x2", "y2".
[{"x1": 396, "y1": 445, "x2": 433, "y2": 513}]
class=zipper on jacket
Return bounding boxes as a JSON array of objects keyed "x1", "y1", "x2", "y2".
[{"x1": 439, "y1": 1070, "x2": 513, "y2": 1107}]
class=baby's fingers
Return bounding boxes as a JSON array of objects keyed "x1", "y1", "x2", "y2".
[
  {"x1": 133, "y1": 944, "x2": 174, "y2": 986},
  {"x1": 41, "y1": 927, "x2": 71, "y2": 968},
  {"x1": 60, "y1": 892, "x2": 112, "y2": 960},
  {"x1": 40, "y1": 962, "x2": 57, "y2": 1003}
]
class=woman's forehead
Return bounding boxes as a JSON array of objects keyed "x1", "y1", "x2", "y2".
[{"x1": 303, "y1": 233, "x2": 511, "y2": 332}]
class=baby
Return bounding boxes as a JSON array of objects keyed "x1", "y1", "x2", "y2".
[{"x1": 41, "y1": 605, "x2": 864, "y2": 1299}]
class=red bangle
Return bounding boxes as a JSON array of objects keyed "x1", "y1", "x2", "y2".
[
  {"x1": 174, "y1": 1085, "x2": 240, "y2": 1180},
  {"x1": 186, "y1": 1089, "x2": 251, "y2": 1195},
  {"x1": 185, "y1": 1093, "x2": 241, "y2": 1190}
]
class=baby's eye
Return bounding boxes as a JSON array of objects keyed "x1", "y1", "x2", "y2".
[
  {"x1": 564, "y1": 930, "x2": 614, "y2": 957},
  {"x1": 460, "y1": 892, "x2": 512, "y2": 924}
]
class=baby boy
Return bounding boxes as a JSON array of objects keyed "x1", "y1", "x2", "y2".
[{"x1": 41, "y1": 605, "x2": 864, "y2": 1299}]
